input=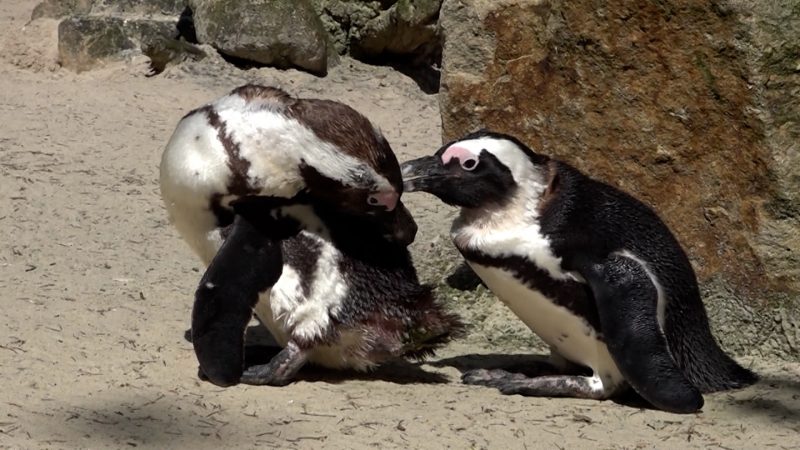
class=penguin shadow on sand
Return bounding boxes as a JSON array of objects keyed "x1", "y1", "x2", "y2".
[
  {"x1": 722, "y1": 374, "x2": 800, "y2": 424},
  {"x1": 183, "y1": 326, "x2": 451, "y2": 386}
]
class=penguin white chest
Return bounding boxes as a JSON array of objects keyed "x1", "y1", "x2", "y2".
[{"x1": 468, "y1": 262, "x2": 621, "y2": 383}]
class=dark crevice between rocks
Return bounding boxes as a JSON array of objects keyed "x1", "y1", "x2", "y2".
[
  {"x1": 140, "y1": 6, "x2": 201, "y2": 77},
  {"x1": 217, "y1": 52, "x2": 271, "y2": 71},
  {"x1": 141, "y1": 37, "x2": 206, "y2": 76},
  {"x1": 354, "y1": 44, "x2": 443, "y2": 94},
  {"x1": 215, "y1": 50, "x2": 328, "y2": 77},
  {"x1": 176, "y1": 5, "x2": 198, "y2": 44}
]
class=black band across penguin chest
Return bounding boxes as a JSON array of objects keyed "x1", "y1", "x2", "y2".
[{"x1": 458, "y1": 247, "x2": 602, "y2": 333}]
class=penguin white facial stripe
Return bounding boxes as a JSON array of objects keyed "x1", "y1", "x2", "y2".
[
  {"x1": 219, "y1": 85, "x2": 391, "y2": 195},
  {"x1": 449, "y1": 137, "x2": 540, "y2": 185},
  {"x1": 615, "y1": 250, "x2": 668, "y2": 333},
  {"x1": 216, "y1": 107, "x2": 389, "y2": 195}
]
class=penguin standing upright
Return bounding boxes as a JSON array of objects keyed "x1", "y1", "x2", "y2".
[
  {"x1": 160, "y1": 84, "x2": 412, "y2": 386},
  {"x1": 400, "y1": 130, "x2": 757, "y2": 414}
]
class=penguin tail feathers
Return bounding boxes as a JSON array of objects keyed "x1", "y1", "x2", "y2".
[
  {"x1": 682, "y1": 342, "x2": 759, "y2": 393},
  {"x1": 399, "y1": 286, "x2": 466, "y2": 361}
]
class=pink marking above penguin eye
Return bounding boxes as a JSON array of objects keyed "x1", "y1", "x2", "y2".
[
  {"x1": 442, "y1": 145, "x2": 479, "y2": 171},
  {"x1": 367, "y1": 190, "x2": 399, "y2": 211},
  {"x1": 442, "y1": 145, "x2": 475, "y2": 165}
]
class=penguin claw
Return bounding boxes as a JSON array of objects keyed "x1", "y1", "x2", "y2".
[
  {"x1": 462, "y1": 368, "x2": 492, "y2": 385},
  {"x1": 240, "y1": 365, "x2": 292, "y2": 386},
  {"x1": 238, "y1": 341, "x2": 307, "y2": 386}
]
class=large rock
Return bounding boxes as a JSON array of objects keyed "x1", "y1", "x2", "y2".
[
  {"x1": 310, "y1": 0, "x2": 442, "y2": 91},
  {"x1": 311, "y1": 0, "x2": 442, "y2": 57},
  {"x1": 354, "y1": 0, "x2": 442, "y2": 57},
  {"x1": 189, "y1": 0, "x2": 329, "y2": 74},
  {"x1": 438, "y1": 0, "x2": 799, "y2": 357},
  {"x1": 311, "y1": 0, "x2": 381, "y2": 55},
  {"x1": 32, "y1": 0, "x2": 94, "y2": 19},
  {"x1": 32, "y1": 0, "x2": 186, "y2": 19},
  {"x1": 58, "y1": 15, "x2": 204, "y2": 73},
  {"x1": 90, "y1": 0, "x2": 187, "y2": 16}
]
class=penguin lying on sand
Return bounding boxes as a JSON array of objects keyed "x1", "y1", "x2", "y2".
[
  {"x1": 400, "y1": 130, "x2": 757, "y2": 414},
  {"x1": 160, "y1": 84, "x2": 421, "y2": 386},
  {"x1": 199, "y1": 197, "x2": 464, "y2": 386}
]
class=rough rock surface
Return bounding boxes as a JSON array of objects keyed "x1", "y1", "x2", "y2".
[
  {"x1": 89, "y1": 0, "x2": 186, "y2": 16},
  {"x1": 354, "y1": 0, "x2": 441, "y2": 57},
  {"x1": 31, "y1": 0, "x2": 93, "y2": 19},
  {"x1": 58, "y1": 15, "x2": 203, "y2": 73},
  {"x1": 312, "y1": 0, "x2": 442, "y2": 58},
  {"x1": 438, "y1": 0, "x2": 799, "y2": 358},
  {"x1": 32, "y1": 0, "x2": 185, "y2": 19},
  {"x1": 189, "y1": 0, "x2": 329, "y2": 74}
]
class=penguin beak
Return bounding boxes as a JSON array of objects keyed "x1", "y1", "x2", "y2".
[{"x1": 400, "y1": 156, "x2": 448, "y2": 193}]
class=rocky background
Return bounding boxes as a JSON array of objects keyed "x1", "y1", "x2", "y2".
[{"x1": 37, "y1": 0, "x2": 799, "y2": 359}]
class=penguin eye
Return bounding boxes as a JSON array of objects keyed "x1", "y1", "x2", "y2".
[
  {"x1": 460, "y1": 158, "x2": 478, "y2": 171},
  {"x1": 367, "y1": 195, "x2": 380, "y2": 206}
]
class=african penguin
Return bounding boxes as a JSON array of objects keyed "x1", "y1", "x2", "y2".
[
  {"x1": 160, "y1": 84, "x2": 412, "y2": 386},
  {"x1": 400, "y1": 129, "x2": 757, "y2": 414},
  {"x1": 212, "y1": 198, "x2": 464, "y2": 386},
  {"x1": 160, "y1": 83, "x2": 406, "y2": 264}
]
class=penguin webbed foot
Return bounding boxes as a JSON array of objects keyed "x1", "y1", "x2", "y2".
[
  {"x1": 463, "y1": 369, "x2": 609, "y2": 399},
  {"x1": 487, "y1": 359, "x2": 570, "y2": 378},
  {"x1": 239, "y1": 341, "x2": 308, "y2": 386}
]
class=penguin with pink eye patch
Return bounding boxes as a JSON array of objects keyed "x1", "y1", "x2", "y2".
[
  {"x1": 160, "y1": 84, "x2": 414, "y2": 387},
  {"x1": 401, "y1": 129, "x2": 757, "y2": 414}
]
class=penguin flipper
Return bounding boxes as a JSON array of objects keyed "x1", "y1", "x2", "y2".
[
  {"x1": 191, "y1": 215, "x2": 284, "y2": 387},
  {"x1": 576, "y1": 254, "x2": 704, "y2": 414}
]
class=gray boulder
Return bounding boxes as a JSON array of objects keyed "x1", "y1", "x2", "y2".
[
  {"x1": 32, "y1": 0, "x2": 186, "y2": 20},
  {"x1": 189, "y1": 0, "x2": 330, "y2": 74},
  {"x1": 353, "y1": 0, "x2": 441, "y2": 57},
  {"x1": 58, "y1": 15, "x2": 204, "y2": 73},
  {"x1": 311, "y1": 0, "x2": 442, "y2": 58},
  {"x1": 90, "y1": 0, "x2": 187, "y2": 16},
  {"x1": 31, "y1": 0, "x2": 93, "y2": 19}
]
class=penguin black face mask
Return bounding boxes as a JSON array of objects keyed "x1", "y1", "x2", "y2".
[{"x1": 400, "y1": 143, "x2": 517, "y2": 209}]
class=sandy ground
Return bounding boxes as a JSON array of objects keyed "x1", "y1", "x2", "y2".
[{"x1": 1, "y1": 1, "x2": 799, "y2": 449}]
